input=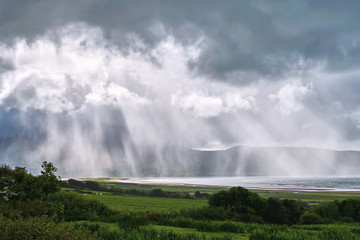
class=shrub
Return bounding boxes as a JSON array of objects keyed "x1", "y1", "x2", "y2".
[
  {"x1": 117, "y1": 214, "x2": 150, "y2": 229},
  {"x1": 0, "y1": 216, "x2": 97, "y2": 240},
  {"x1": 299, "y1": 212, "x2": 326, "y2": 225},
  {"x1": 313, "y1": 202, "x2": 339, "y2": 221},
  {"x1": 180, "y1": 206, "x2": 232, "y2": 220},
  {"x1": 209, "y1": 187, "x2": 266, "y2": 216},
  {"x1": 0, "y1": 162, "x2": 60, "y2": 201},
  {"x1": 48, "y1": 191, "x2": 116, "y2": 221}
]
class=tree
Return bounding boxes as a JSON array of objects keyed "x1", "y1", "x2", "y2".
[
  {"x1": 209, "y1": 187, "x2": 266, "y2": 215},
  {"x1": 282, "y1": 199, "x2": 303, "y2": 225},
  {"x1": 194, "y1": 191, "x2": 202, "y2": 198},
  {"x1": 0, "y1": 161, "x2": 60, "y2": 201},
  {"x1": 38, "y1": 161, "x2": 60, "y2": 197},
  {"x1": 264, "y1": 197, "x2": 286, "y2": 224}
]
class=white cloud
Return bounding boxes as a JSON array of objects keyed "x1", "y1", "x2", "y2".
[
  {"x1": 171, "y1": 91, "x2": 223, "y2": 118},
  {"x1": 269, "y1": 81, "x2": 312, "y2": 115},
  {"x1": 1, "y1": 21, "x2": 360, "y2": 176},
  {"x1": 171, "y1": 91, "x2": 255, "y2": 118}
]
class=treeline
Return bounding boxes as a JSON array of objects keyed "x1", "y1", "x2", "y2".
[
  {"x1": 196, "y1": 186, "x2": 360, "y2": 225},
  {"x1": 188, "y1": 187, "x2": 304, "y2": 225},
  {"x1": 301, "y1": 199, "x2": 360, "y2": 224},
  {"x1": 61, "y1": 178, "x2": 210, "y2": 199}
]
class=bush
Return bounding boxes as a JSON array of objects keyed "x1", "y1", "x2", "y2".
[
  {"x1": 0, "y1": 216, "x2": 98, "y2": 240},
  {"x1": 299, "y1": 212, "x2": 327, "y2": 225},
  {"x1": 313, "y1": 202, "x2": 339, "y2": 221},
  {"x1": 149, "y1": 188, "x2": 167, "y2": 197},
  {"x1": 117, "y1": 214, "x2": 150, "y2": 229},
  {"x1": 180, "y1": 206, "x2": 232, "y2": 220},
  {"x1": 209, "y1": 187, "x2": 303, "y2": 224},
  {"x1": 0, "y1": 162, "x2": 60, "y2": 201},
  {"x1": 48, "y1": 191, "x2": 116, "y2": 221}
]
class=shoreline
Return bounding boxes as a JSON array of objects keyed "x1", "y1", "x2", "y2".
[{"x1": 106, "y1": 178, "x2": 360, "y2": 194}]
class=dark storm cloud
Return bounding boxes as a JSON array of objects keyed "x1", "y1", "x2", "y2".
[
  {"x1": 2, "y1": 0, "x2": 360, "y2": 176},
  {"x1": 1, "y1": 0, "x2": 360, "y2": 82}
]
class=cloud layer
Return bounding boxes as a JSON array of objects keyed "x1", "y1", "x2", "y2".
[{"x1": 1, "y1": 1, "x2": 360, "y2": 176}]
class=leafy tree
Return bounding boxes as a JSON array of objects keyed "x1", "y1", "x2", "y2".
[
  {"x1": 150, "y1": 188, "x2": 167, "y2": 197},
  {"x1": 194, "y1": 191, "x2": 202, "y2": 198},
  {"x1": 209, "y1": 187, "x2": 266, "y2": 216},
  {"x1": 264, "y1": 197, "x2": 285, "y2": 224},
  {"x1": 314, "y1": 201, "x2": 339, "y2": 221},
  {"x1": 282, "y1": 199, "x2": 303, "y2": 225},
  {"x1": 68, "y1": 179, "x2": 83, "y2": 189},
  {"x1": 0, "y1": 161, "x2": 60, "y2": 201},
  {"x1": 39, "y1": 161, "x2": 60, "y2": 196},
  {"x1": 84, "y1": 181, "x2": 100, "y2": 191}
]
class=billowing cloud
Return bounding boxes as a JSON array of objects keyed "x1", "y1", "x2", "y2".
[
  {"x1": 1, "y1": 1, "x2": 360, "y2": 176},
  {"x1": 172, "y1": 91, "x2": 255, "y2": 118},
  {"x1": 269, "y1": 81, "x2": 312, "y2": 115},
  {"x1": 1, "y1": 0, "x2": 360, "y2": 80}
]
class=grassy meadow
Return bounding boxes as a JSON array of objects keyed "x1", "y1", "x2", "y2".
[
  {"x1": 65, "y1": 178, "x2": 360, "y2": 240},
  {"x1": 4, "y1": 162, "x2": 360, "y2": 240},
  {"x1": 85, "y1": 193, "x2": 208, "y2": 212}
]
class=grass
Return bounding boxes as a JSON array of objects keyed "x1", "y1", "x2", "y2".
[
  {"x1": 84, "y1": 193, "x2": 208, "y2": 212},
  {"x1": 61, "y1": 184, "x2": 360, "y2": 240},
  {"x1": 254, "y1": 190, "x2": 360, "y2": 206},
  {"x1": 81, "y1": 177, "x2": 360, "y2": 199},
  {"x1": 84, "y1": 179, "x2": 227, "y2": 194},
  {"x1": 149, "y1": 224, "x2": 248, "y2": 240},
  {"x1": 70, "y1": 221, "x2": 248, "y2": 240},
  {"x1": 68, "y1": 178, "x2": 360, "y2": 209}
]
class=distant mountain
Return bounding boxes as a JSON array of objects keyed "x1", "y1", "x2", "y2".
[
  {"x1": 2, "y1": 138, "x2": 360, "y2": 176},
  {"x1": 187, "y1": 145, "x2": 360, "y2": 176}
]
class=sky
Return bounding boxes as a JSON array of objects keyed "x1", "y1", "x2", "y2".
[{"x1": 1, "y1": 0, "x2": 360, "y2": 175}]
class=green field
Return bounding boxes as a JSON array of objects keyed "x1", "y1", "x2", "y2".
[
  {"x1": 81, "y1": 179, "x2": 226, "y2": 194},
  {"x1": 65, "y1": 181, "x2": 360, "y2": 240},
  {"x1": 82, "y1": 188, "x2": 360, "y2": 212},
  {"x1": 78, "y1": 178, "x2": 360, "y2": 205},
  {"x1": 84, "y1": 193, "x2": 207, "y2": 212},
  {"x1": 255, "y1": 190, "x2": 360, "y2": 206},
  {"x1": 6, "y1": 163, "x2": 360, "y2": 239}
]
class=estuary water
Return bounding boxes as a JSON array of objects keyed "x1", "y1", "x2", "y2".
[{"x1": 120, "y1": 176, "x2": 360, "y2": 192}]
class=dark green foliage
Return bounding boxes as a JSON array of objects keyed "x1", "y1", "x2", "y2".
[
  {"x1": 117, "y1": 214, "x2": 150, "y2": 229},
  {"x1": 209, "y1": 187, "x2": 266, "y2": 216},
  {"x1": 302, "y1": 199, "x2": 360, "y2": 224},
  {"x1": 282, "y1": 199, "x2": 303, "y2": 225},
  {"x1": 0, "y1": 216, "x2": 98, "y2": 240},
  {"x1": 83, "y1": 225, "x2": 232, "y2": 240},
  {"x1": 314, "y1": 201, "x2": 339, "y2": 220},
  {"x1": 84, "y1": 181, "x2": 101, "y2": 191},
  {"x1": 39, "y1": 161, "x2": 60, "y2": 195},
  {"x1": 140, "y1": 210, "x2": 180, "y2": 223},
  {"x1": 62, "y1": 178, "x2": 197, "y2": 199},
  {"x1": 299, "y1": 212, "x2": 325, "y2": 225},
  {"x1": 264, "y1": 198, "x2": 303, "y2": 225},
  {"x1": 159, "y1": 217, "x2": 247, "y2": 233},
  {"x1": 181, "y1": 206, "x2": 233, "y2": 220},
  {"x1": 67, "y1": 178, "x2": 84, "y2": 188},
  {"x1": 264, "y1": 197, "x2": 286, "y2": 224},
  {"x1": 0, "y1": 162, "x2": 60, "y2": 201},
  {"x1": 337, "y1": 199, "x2": 360, "y2": 221},
  {"x1": 194, "y1": 191, "x2": 210, "y2": 199},
  {"x1": 209, "y1": 187, "x2": 303, "y2": 224},
  {"x1": 48, "y1": 191, "x2": 116, "y2": 221},
  {"x1": 150, "y1": 188, "x2": 167, "y2": 197},
  {"x1": 318, "y1": 227, "x2": 359, "y2": 240},
  {"x1": 249, "y1": 224, "x2": 360, "y2": 240}
]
